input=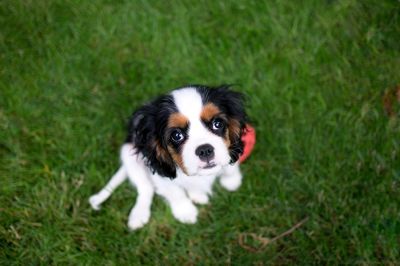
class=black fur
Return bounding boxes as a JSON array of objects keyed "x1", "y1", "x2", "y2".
[
  {"x1": 125, "y1": 85, "x2": 247, "y2": 178},
  {"x1": 125, "y1": 95, "x2": 178, "y2": 178},
  {"x1": 195, "y1": 85, "x2": 247, "y2": 164}
]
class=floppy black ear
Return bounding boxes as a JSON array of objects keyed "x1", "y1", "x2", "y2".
[
  {"x1": 125, "y1": 97, "x2": 177, "y2": 178},
  {"x1": 209, "y1": 85, "x2": 248, "y2": 163}
]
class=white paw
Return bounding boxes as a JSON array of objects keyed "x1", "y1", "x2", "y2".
[
  {"x1": 128, "y1": 208, "x2": 151, "y2": 230},
  {"x1": 171, "y1": 201, "x2": 198, "y2": 224},
  {"x1": 187, "y1": 190, "x2": 209, "y2": 205},
  {"x1": 220, "y1": 174, "x2": 242, "y2": 191},
  {"x1": 89, "y1": 193, "x2": 106, "y2": 210}
]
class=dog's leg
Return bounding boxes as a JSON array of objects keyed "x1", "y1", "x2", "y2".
[
  {"x1": 219, "y1": 162, "x2": 242, "y2": 191},
  {"x1": 176, "y1": 175, "x2": 217, "y2": 205},
  {"x1": 152, "y1": 176, "x2": 198, "y2": 224},
  {"x1": 186, "y1": 190, "x2": 209, "y2": 205},
  {"x1": 89, "y1": 166, "x2": 127, "y2": 210},
  {"x1": 121, "y1": 144, "x2": 155, "y2": 230}
]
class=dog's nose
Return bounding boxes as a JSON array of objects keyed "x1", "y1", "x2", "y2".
[{"x1": 195, "y1": 144, "x2": 215, "y2": 162}]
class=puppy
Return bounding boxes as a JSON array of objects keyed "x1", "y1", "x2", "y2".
[{"x1": 89, "y1": 85, "x2": 247, "y2": 230}]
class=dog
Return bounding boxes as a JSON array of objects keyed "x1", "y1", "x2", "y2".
[{"x1": 89, "y1": 85, "x2": 248, "y2": 230}]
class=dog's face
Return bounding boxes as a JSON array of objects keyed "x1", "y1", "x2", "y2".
[{"x1": 127, "y1": 85, "x2": 247, "y2": 178}]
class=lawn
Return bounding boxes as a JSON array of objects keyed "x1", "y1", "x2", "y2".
[{"x1": 1, "y1": 0, "x2": 399, "y2": 264}]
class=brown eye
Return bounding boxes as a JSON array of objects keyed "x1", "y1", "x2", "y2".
[
  {"x1": 212, "y1": 118, "x2": 225, "y2": 131},
  {"x1": 171, "y1": 129, "x2": 185, "y2": 143}
]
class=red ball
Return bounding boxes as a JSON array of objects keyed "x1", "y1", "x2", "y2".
[{"x1": 239, "y1": 124, "x2": 256, "y2": 163}]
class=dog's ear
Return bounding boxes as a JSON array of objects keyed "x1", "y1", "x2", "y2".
[
  {"x1": 211, "y1": 85, "x2": 247, "y2": 163},
  {"x1": 126, "y1": 98, "x2": 177, "y2": 178}
]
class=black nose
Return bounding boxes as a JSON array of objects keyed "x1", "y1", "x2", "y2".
[{"x1": 195, "y1": 144, "x2": 215, "y2": 162}]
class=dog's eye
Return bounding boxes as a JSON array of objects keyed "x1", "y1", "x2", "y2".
[
  {"x1": 170, "y1": 129, "x2": 185, "y2": 143},
  {"x1": 212, "y1": 118, "x2": 225, "y2": 131}
]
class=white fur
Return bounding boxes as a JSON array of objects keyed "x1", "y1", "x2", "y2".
[
  {"x1": 89, "y1": 87, "x2": 243, "y2": 230},
  {"x1": 89, "y1": 143, "x2": 242, "y2": 230},
  {"x1": 172, "y1": 88, "x2": 231, "y2": 176}
]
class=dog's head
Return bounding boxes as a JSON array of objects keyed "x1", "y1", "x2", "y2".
[{"x1": 126, "y1": 85, "x2": 247, "y2": 178}]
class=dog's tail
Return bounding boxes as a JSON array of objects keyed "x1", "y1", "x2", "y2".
[
  {"x1": 89, "y1": 144, "x2": 134, "y2": 210},
  {"x1": 89, "y1": 165, "x2": 128, "y2": 210}
]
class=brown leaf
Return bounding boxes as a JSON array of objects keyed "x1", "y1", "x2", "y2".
[
  {"x1": 383, "y1": 85, "x2": 400, "y2": 117},
  {"x1": 238, "y1": 217, "x2": 309, "y2": 253},
  {"x1": 383, "y1": 90, "x2": 394, "y2": 116}
]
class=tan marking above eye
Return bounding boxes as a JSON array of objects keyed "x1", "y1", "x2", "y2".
[
  {"x1": 168, "y1": 113, "x2": 189, "y2": 129},
  {"x1": 201, "y1": 103, "x2": 221, "y2": 122}
]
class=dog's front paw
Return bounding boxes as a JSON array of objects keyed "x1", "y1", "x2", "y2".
[
  {"x1": 89, "y1": 191, "x2": 110, "y2": 210},
  {"x1": 128, "y1": 208, "x2": 151, "y2": 231},
  {"x1": 171, "y1": 201, "x2": 198, "y2": 224},
  {"x1": 187, "y1": 190, "x2": 209, "y2": 205},
  {"x1": 220, "y1": 173, "x2": 242, "y2": 191}
]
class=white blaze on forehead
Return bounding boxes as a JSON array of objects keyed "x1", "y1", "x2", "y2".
[
  {"x1": 171, "y1": 88, "x2": 203, "y2": 119},
  {"x1": 171, "y1": 87, "x2": 230, "y2": 176}
]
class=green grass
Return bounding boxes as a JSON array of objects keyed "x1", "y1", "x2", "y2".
[{"x1": 1, "y1": 0, "x2": 400, "y2": 264}]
